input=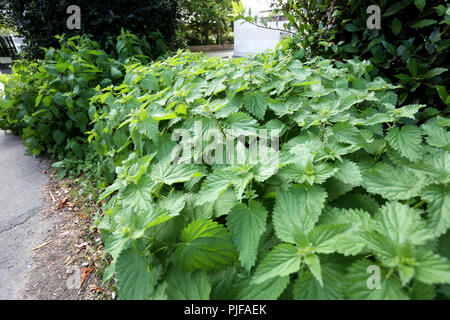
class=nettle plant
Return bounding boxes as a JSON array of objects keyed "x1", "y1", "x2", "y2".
[
  {"x1": 89, "y1": 51, "x2": 450, "y2": 300},
  {"x1": 0, "y1": 31, "x2": 154, "y2": 181}
]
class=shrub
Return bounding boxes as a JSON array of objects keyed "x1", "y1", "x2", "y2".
[
  {"x1": 1, "y1": 0, "x2": 178, "y2": 58},
  {"x1": 233, "y1": 0, "x2": 450, "y2": 113},
  {"x1": 334, "y1": 0, "x2": 450, "y2": 113},
  {"x1": 90, "y1": 51, "x2": 450, "y2": 300},
  {"x1": 0, "y1": 31, "x2": 153, "y2": 182}
]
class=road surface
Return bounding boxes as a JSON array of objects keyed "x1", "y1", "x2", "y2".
[{"x1": 0, "y1": 130, "x2": 55, "y2": 299}]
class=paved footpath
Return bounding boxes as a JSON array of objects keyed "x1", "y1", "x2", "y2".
[{"x1": 0, "y1": 130, "x2": 56, "y2": 299}]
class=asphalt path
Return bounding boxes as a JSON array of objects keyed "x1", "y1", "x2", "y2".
[{"x1": 0, "y1": 130, "x2": 53, "y2": 299}]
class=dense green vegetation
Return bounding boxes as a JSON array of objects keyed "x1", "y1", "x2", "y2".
[
  {"x1": 234, "y1": 0, "x2": 450, "y2": 111},
  {"x1": 88, "y1": 51, "x2": 450, "y2": 299},
  {"x1": 178, "y1": 0, "x2": 234, "y2": 45},
  {"x1": 0, "y1": 1, "x2": 449, "y2": 301},
  {"x1": 0, "y1": 0, "x2": 178, "y2": 58},
  {"x1": 0, "y1": 32, "x2": 158, "y2": 182}
]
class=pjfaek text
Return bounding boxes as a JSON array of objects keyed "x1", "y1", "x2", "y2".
[{"x1": 184, "y1": 304, "x2": 267, "y2": 317}]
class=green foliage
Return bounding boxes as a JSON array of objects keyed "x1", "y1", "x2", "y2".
[
  {"x1": 88, "y1": 50, "x2": 450, "y2": 300},
  {"x1": 1, "y1": 0, "x2": 178, "y2": 59},
  {"x1": 0, "y1": 31, "x2": 153, "y2": 183},
  {"x1": 179, "y1": 0, "x2": 234, "y2": 45},
  {"x1": 233, "y1": 0, "x2": 450, "y2": 113},
  {"x1": 333, "y1": 0, "x2": 450, "y2": 112}
]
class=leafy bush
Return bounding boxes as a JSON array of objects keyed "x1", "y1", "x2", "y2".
[
  {"x1": 0, "y1": 31, "x2": 153, "y2": 182},
  {"x1": 2, "y1": 0, "x2": 178, "y2": 58},
  {"x1": 90, "y1": 50, "x2": 450, "y2": 300},
  {"x1": 334, "y1": 0, "x2": 450, "y2": 112},
  {"x1": 234, "y1": 0, "x2": 450, "y2": 113}
]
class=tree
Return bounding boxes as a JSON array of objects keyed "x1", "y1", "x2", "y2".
[
  {"x1": 179, "y1": 0, "x2": 233, "y2": 45},
  {"x1": 1, "y1": 0, "x2": 179, "y2": 58}
]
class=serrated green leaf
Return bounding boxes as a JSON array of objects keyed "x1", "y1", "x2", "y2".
[
  {"x1": 214, "y1": 189, "x2": 237, "y2": 217},
  {"x1": 374, "y1": 202, "x2": 432, "y2": 245},
  {"x1": 252, "y1": 243, "x2": 302, "y2": 283},
  {"x1": 304, "y1": 254, "x2": 323, "y2": 285},
  {"x1": 196, "y1": 169, "x2": 234, "y2": 206},
  {"x1": 362, "y1": 165, "x2": 423, "y2": 200},
  {"x1": 136, "y1": 117, "x2": 158, "y2": 142},
  {"x1": 273, "y1": 186, "x2": 326, "y2": 243},
  {"x1": 151, "y1": 162, "x2": 201, "y2": 185},
  {"x1": 166, "y1": 268, "x2": 211, "y2": 300},
  {"x1": 116, "y1": 247, "x2": 152, "y2": 300},
  {"x1": 422, "y1": 123, "x2": 450, "y2": 148},
  {"x1": 243, "y1": 91, "x2": 269, "y2": 120},
  {"x1": 227, "y1": 201, "x2": 268, "y2": 271},
  {"x1": 415, "y1": 251, "x2": 450, "y2": 284},
  {"x1": 320, "y1": 207, "x2": 373, "y2": 255},
  {"x1": 232, "y1": 276, "x2": 290, "y2": 300},
  {"x1": 293, "y1": 265, "x2": 344, "y2": 300},
  {"x1": 307, "y1": 224, "x2": 351, "y2": 254},
  {"x1": 334, "y1": 159, "x2": 362, "y2": 185},
  {"x1": 176, "y1": 219, "x2": 238, "y2": 272},
  {"x1": 343, "y1": 259, "x2": 409, "y2": 300},
  {"x1": 119, "y1": 175, "x2": 155, "y2": 210},
  {"x1": 422, "y1": 185, "x2": 450, "y2": 236},
  {"x1": 386, "y1": 125, "x2": 423, "y2": 162}
]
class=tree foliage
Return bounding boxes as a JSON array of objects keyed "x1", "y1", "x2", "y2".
[
  {"x1": 1, "y1": 0, "x2": 178, "y2": 58},
  {"x1": 179, "y1": 0, "x2": 233, "y2": 45}
]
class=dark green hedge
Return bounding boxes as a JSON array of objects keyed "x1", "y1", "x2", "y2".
[{"x1": 1, "y1": 0, "x2": 178, "y2": 58}]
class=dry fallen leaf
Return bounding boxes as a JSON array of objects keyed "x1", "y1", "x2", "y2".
[
  {"x1": 58, "y1": 198, "x2": 68, "y2": 209},
  {"x1": 79, "y1": 266, "x2": 94, "y2": 288}
]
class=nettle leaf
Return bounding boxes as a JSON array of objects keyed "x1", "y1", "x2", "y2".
[
  {"x1": 135, "y1": 117, "x2": 158, "y2": 142},
  {"x1": 422, "y1": 185, "x2": 450, "y2": 236},
  {"x1": 151, "y1": 162, "x2": 202, "y2": 185},
  {"x1": 273, "y1": 186, "x2": 327, "y2": 243},
  {"x1": 334, "y1": 159, "x2": 362, "y2": 185},
  {"x1": 415, "y1": 251, "x2": 450, "y2": 284},
  {"x1": 307, "y1": 224, "x2": 352, "y2": 254},
  {"x1": 243, "y1": 91, "x2": 269, "y2": 120},
  {"x1": 374, "y1": 202, "x2": 432, "y2": 245},
  {"x1": 343, "y1": 259, "x2": 409, "y2": 300},
  {"x1": 176, "y1": 219, "x2": 238, "y2": 272},
  {"x1": 252, "y1": 243, "x2": 302, "y2": 284},
  {"x1": 165, "y1": 267, "x2": 211, "y2": 300},
  {"x1": 304, "y1": 254, "x2": 323, "y2": 285},
  {"x1": 362, "y1": 164, "x2": 423, "y2": 200},
  {"x1": 119, "y1": 175, "x2": 155, "y2": 210},
  {"x1": 422, "y1": 123, "x2": 450, "y2": 149},
  {"x1": 332, "y1": 191, "x2": 380, "y2": 214},
  {"x1": 214, "y1": 189, "x2": 238, "y2": 218},
  {"x1": 227, "y1": 201, "x2": 268, "y2": 271},
  {"x1": 293, "y1": 265, "x2": 345, "y2": 300},
  {"x1": 320, "y1": 207, "x2": 373, "y2": 256},
  {"x1": 116, "y1": 246, "x2": 152, "y2": 300},
  {"x1": 196, "y1": 169, "x2": 234, "y2": 206},
  {"x1": 360, "y1": 231, "x2": 398, "y2": 267},
  {"x1": 232, "y1": 275, "x2": 290, "y2": 300},
  {"x1": 385, "y1": 125, "x2": 423, "y2": 162}
]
